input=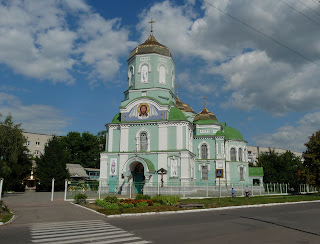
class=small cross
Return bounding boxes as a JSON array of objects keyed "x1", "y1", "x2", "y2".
[
  {"x1": 149, "y1": 18, "x2": 155, "y2": 34},
  {"x1": 202, "y1": 96, "x2": 207, "y2": 108}
]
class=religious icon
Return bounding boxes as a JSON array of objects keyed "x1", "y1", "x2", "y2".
[
  {"x1": 128, "y1": 102, "x2": 159, "y2": 120},
  {"x1": 110, "y1": 158, "x2": 117, "y2": 176},
  {"x1": 138, "y1": 103, "x2": 150, "y2": 117}
]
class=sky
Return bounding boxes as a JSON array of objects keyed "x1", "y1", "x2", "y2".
[{"x1": 0, "y1": 0, "x2": 320, "y2": 153}]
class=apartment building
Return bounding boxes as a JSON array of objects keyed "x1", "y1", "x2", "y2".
[{"x1": 247, "y1": 145, "x2": 303, "y2": 164}]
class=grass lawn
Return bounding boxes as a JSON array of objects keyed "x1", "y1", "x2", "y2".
[
  {"x1": 84, "y1": 193, "x2": 320, "y2": 216},
  {"x1": 0, "y1": 211, "x2": 13, "y2": 224}
]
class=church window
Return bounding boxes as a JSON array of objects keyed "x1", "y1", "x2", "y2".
[
  {"x1": 239, "y1": 148, "x2": 243, "y2": 161},
  {"x1": 240, "y1": 166, "x2": 244, "y2": 181},
  {"x1": 201, "y1": 165, "x2": 208, "y2": 180},
  {"x1": 230, "y1": 148, "x2": 236, "y2": 161},
  {"x1": 128, "y1": 65, "x2": 134, "y2": 87},
  {"x1": 140, "y1": 132, "x2": 148, "y2": 151},
  {"x1": 159, "y1": 65, "x2": 166, "y2": 84},
  {"x1": 141, "y1": 65, "x2": 148, "y2": 83},
  {"x1": 201, "y1": 144, "x2": 208, "y2": 159}
]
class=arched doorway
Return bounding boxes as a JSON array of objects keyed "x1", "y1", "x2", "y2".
[{"x1": 130, "y1": 161, "x2": 145, "y2": 194}]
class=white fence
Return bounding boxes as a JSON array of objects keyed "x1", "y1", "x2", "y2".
[{"x1": 64, "y1": 180, "x2": 319, "y2": 201}]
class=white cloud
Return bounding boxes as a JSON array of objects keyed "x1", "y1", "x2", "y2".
[
  {"x1": 0, "y1": 92, "x2": 69, "y2": 135},
  {"x1": 138, "y1": 0, "x2": 320, "y2": 115},
  {"x1": 254, "y1": 111, "x2": 320, "y2": 152},
  {"x1": 0, "y1": 0, "x2": 135, "y2": 85},
  {"x1": 214, "y1": 50, "x2": 320, "y2": 114}
]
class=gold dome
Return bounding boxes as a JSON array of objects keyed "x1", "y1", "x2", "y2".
[
  {"x1": 194, "y1": 107, "x2": 218, "y2": 122},
  {"x1": 176, "y1": 96, "x2": 195, "y2": 113},
  {"x1": 129, "y1": 34, "x2": 172, "y2": 60}
]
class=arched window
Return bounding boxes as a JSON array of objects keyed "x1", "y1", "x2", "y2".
[
  {"x1": 240, "y1": 166, "x2": 244, "y2": 181},
  {"x1": 128, "y1": 65, "x2": 134, "y2": 87},
  {"x1": 230, "y1": 148, "x2": 236, "y2": 161},
  {"x1": 140, "y1": 132, "x2": 148, "y2": 151},
  {"x1": 141, "y1": 65, "x2": 148, "y2": 83},
  {"x1": 238, "y1": 148, "x2": 243, "y2": 161},
  {"x1": 201, "y1": 144, "x2": 208, "y2": 159},
  {"x1": 159, "y1": 66, "x2": 166, "y2": 84}
]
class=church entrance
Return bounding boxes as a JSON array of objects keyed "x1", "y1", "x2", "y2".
[{"x1": 130, "y1": 162, "x2": 145, "y2": 194}]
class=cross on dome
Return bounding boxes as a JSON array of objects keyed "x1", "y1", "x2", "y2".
[
  {"x1": 149, "y1": 18, "x2": 155, "y2": 35},
  {"x1": 202, "y1": 96, "x2": 207, "y2": 108}
]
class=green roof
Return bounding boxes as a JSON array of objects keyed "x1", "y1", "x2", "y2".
[
  {"x1": 194, "y1": 119, "x2": 219, "y2": 125},
  {"x1": 168, "y1": 107, "x2": 188, "y2": 121},
  {"x1": 224, "y1": 126, "x2": 244, "y2": 140},
  {"x1": 140, "y1": 157, "x2": 155, "y2": 172},
  {"x1": 249, "y1": 167, "x2": 264, "y2": 176},
  {"x1": 111, "y1": 113, "x2": 121, "y2": 123}
]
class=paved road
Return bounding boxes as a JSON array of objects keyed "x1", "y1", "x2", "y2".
[
  {"x1": 1, "y1": 191, "x2": 320, "y2": 243},
  {"x1": 107, "y1": 202, "x2": 320, "y2": 244},
  {"x1": 0, "y1": 191, "x2": 150, "y2": 243}
]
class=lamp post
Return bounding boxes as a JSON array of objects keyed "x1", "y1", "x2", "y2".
[{"x1": 0, "y1": 178, "x2": 4, "y2": 201}]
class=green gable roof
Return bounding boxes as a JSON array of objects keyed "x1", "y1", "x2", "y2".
[
  {"x1": 249, "y1": 167, "x2": 264, "y2": 176},
  {"x1": 168, "y1": 107, "x2": 188, "y2": 121}
]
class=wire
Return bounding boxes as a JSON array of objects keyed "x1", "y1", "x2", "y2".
[
  {"x1": 297, "y1": 0, "x2": 320, "y2": 17},
  {"x1": 280, "y1": 0, "x2": 320, "y2": 26},
  {"x1": 201, "y1": 0, "x2": 320, "y2": 67},
  {"x1": 311, "y1": 0, "x2": 320, "y2": 6}
]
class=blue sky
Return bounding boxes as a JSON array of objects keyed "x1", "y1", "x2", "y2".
[{"x1": 1, "y1": 0, "x2": 320, "y2": 152}]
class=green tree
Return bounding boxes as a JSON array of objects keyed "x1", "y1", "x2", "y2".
[
  {"x1": 36, "y1": 136, "x2": 69, "y2": 191},
  {"x1": 61, "y1": 131, "x2": 102, "y2": 168},
  {"x1": 0, "y1": 114, "x2": 31, "y2": 191},
  {"x1": 257, "y1": 150, "x2": 303, "y2": 187},
  {"x1": 302, "y1": 131, "x2": 320, "y2": 187}
]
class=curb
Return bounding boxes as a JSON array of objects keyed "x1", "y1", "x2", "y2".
[
  {"x1": 0, "y1": 213, "x2": 15, "y2": 226},
  {"x1": 70, "y1": 200, "x2": 320, "y2": 218},
  {"x1": 70, "y1": 202, "x2": 107, "y2": 217}
]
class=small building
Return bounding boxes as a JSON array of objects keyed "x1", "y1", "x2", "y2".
[
  {"x1": 249, "y1": 167, "x2": 264, "y2": 185},
  {"x1": 66, "y1": 164, "x2": 89, "y2": 181},
  {"x1": 84, "y1": 168, "x2": 100, "y2": 180}
]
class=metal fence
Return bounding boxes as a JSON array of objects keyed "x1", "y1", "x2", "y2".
[{"x1": 64, "y1": 180, "x2": 319, "y2": 201}]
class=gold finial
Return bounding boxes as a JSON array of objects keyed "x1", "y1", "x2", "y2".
[
  {"x1": 149, "y1": 18, "x2": 155, "y2": 35},
  {"x1": 202, "y1": 96, "x2": 207, "y2": 108}
]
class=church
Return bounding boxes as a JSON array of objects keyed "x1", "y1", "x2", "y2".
[{"x1": 100, "y1": 23, "x2": 252, "y2": 194}]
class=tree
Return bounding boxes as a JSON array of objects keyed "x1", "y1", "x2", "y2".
[
  {"x1": 257, "y1": 150, "x2": 303, "y2": 188},
  {"x1": 60, "y1": 131, "x2": 102, "y2": 168},
  {"x1": 36, "y1": 136, "x2": 69, "y2": 191},
  {"x1": 0, "y1": 114, "x2": 31, "y2": 191},
  {"x1": 302, "y1": 131, "x2": 320, "y2": 187}
]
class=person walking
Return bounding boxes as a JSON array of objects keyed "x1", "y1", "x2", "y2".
[{"x1": 231, "y1": 188, "x2": 235, "y2": 198}]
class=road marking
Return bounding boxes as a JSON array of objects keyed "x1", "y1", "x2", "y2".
[{"x1": 30, "y1": 220, "x2": 151, "y2": 244}]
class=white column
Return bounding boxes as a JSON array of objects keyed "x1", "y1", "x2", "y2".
[
  {"x1": 180, "y1": 151, "x2": 190, "y2": 183},
  {"x1": 158, "y1": 124, "x2": 168, "y2": 150},
  {"x1": 100, "y1": 153, "x2": 108, "y2": 191},
  {"x1": 108, "y1": 127, "x2": 114, "y2": 152},
  {"x1": 120, "y1": 125, "x2": 129, "y2": 152},
  {"x1": 176, "y1": 124, "x2": 183, "y2": 150},
  {"x1": 118, "y1": 154, "x2": 128, "y2": 186}
]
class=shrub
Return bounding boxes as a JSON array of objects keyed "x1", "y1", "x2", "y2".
[
  {"x1": 135, "y1": 194, "x2": 151, "y2": 200},
  {"x1": 119, "y1": 203, "x2": 134, "y2": 208},
  {"x1": 74, "y1": 193, "x2": 88, "y2": 204},
  {"x1": 153, "y1": 202, "x2": 161, "y2": 207},
  {"x1": 103, "y1": 196, "x2": 118, "y2": 203},
  {"x1": 136, "y1": 201, "x2": 149, "y2": 207},
  {"x1": 95, "y1": 199, "x2": 119, "y2": 209},
  {"x1": 151, "y1": 195, "x2": 181, "y2": 206}
]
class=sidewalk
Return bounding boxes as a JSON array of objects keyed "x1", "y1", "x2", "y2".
[{"x1": 2, "y1": 191, "x2": 106, "y2": 225}]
